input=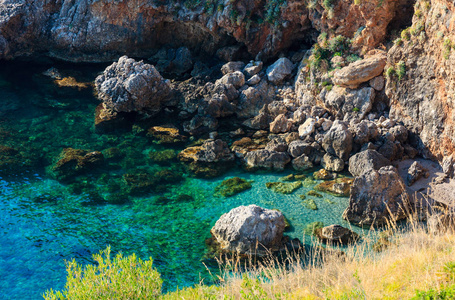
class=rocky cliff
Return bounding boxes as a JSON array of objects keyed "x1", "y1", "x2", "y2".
[
  {"x1": 0, "y1": 0, "x2": 411, "y2": 62},
  {"x1": 386, "y1": 0, "x2": 455, "y2": 160}
]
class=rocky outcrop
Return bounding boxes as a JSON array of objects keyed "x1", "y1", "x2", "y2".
[
  {"x1": 385, "y1": 0, "x2": 455, "y2": 160},
  {"x1": 332, "y1": 54, "x2": 387, "y2": 89},
  {"x1": 210, "y1": 205, "x2": 286, "y2": 254},
  {"x1": 323, "y1": 86, "x2": 375, "y2": 121},
  {"x1": 178, "y1": 139, "x2": 234, "y2": 163},
  {"x1": 0, "y1": 0, "x2": 314, "y2": 62},
  {"x1": 343, "y1": 166, "x2": 410, "y2": 226},
  {"x1": 322, "y1": 120, "x2": 353, "y2": 161},
  {"x1": 406, "y1": 161, "x2": 429, "y2": 187},
  {"x1": 95, "y1": 56, "x2": 171, "y2": 119},
  {"x1": 348, "y1": 149, "x2": 391, "y2": 177},
  {"x1": 266, "y1": 57, "x2": 294, "y2": 85},
  {"x1": 307, "y1": 0, "x2": 411, "y2": 53},
  {"x1": 244, "y1": 149, "x2": 291, "y2": 171}
]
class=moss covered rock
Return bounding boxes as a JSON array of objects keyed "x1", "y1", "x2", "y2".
[
  {"x1": 215, "y1": 177, "x2": 253, "y2": 197},
  {"x1": 265, "y1": 181, "x2": 302, "y2": 194},
  {"x1": 308, "y1": 190, "x2": 323, "y2": 198},
  {"x1": 147, "y1": 125, "x2": 188, "y2": 144},
  {"x1": 313, "y1": 169, "x2": 336, "y2": 180},
  {"x1": 304, "y1": 221, "x2": 324, "y2": 236},
  {"x1": 52, "y1": 148, "x2": 104, "y2": 181},
  {"x1": 148, "y1": 149, "x2": 177, "y2": 165},
  {"x1": 279, "y1": 174, "x2": 307, "y2": 182},
  {"x1": 303, "y1": 198, "x2": 318, "y2": 210}
]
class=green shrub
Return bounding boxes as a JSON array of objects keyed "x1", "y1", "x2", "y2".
[
  {"x1": 396, "y1": 61, "x2": 406, "y2": 80},
  {"x1": 401, "y1": 28, "x2": 411, "y2": 41},
  {"x1": 444, "y1": 38, "x2": 452, "y2": 59},
  {"x1": 394, "y1": 38, "x2": 403, "y2": 46},
  {"x1": 43, "y1": 247, "x2": 162, "y2": 300},
  {"x1": 385, "y1": 67, "x2": 396, "y2": 79}
]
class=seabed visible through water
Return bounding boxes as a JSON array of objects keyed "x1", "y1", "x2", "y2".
[{"x1": 0, "y1": 61, "x2": 361, "y2": 299}]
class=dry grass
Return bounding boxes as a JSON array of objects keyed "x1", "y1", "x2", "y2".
[{"x1": 165, "y1": 212, "x2": 455, "y2": 299}]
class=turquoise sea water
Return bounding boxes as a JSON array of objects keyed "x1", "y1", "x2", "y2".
[{"x1": 0, "y1": 61, "x2": 360, "y2": 299}]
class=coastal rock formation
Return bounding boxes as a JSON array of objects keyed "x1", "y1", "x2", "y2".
[
  {"x1": 386, "y1": 0, "x2": 455, "y2": 160},
  {"x1": 332, "y1": 54, "x2": 387, "y2": 89},
  {"x1": 178, "y1": 139, "x2": 234, "y2": 163},
  {"x1": 52, "y1": 148, "x2": 104, "y2": 181},
  {"x1": 95, "y1": 56, "x2": 171, "y2": 119},
  {"x1": 244, "y1": 149, "x2": 291, "y2": 171},
  {"x1": 210, "y1": 205, "x2": 286, "y2": 254},
  {"x1": 343, "y1": 166, "x2": 410, "y2": 226},
  {"x1": 322, "y1": 120, "x2": 353, "y2": 161},
  {"x1": 348, "y1": 150, "x2": 391, "y2": 177}
]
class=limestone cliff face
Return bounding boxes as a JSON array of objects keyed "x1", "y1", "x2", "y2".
[
  {"x1": 0, "y1": 0, "x2": 312, "y2": 62},
  {"x1": 386, "y1": 0, "x2": 455, "y2": 160}
]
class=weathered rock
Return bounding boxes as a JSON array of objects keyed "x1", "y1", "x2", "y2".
[
  {"x1": 210, "y1": 205, "x2": 286, "y2": 254},
  {"x1": 95, "y1": 56, "x2": 171, "y2": 118},
  {"x1": 216, "y1": 71, "x2": 245, "y2": 89},
  {"x1": 323, "y1": 86, "x2": 375, "y2": 121},
  {"x1": 244, "y1": 150, "x2": 291, "y2": 171},
  {"x1": 313, "y1": 169, "x2": 336, "y2": 180},
  {"x1": 322, "y1": 120, "x2": 353, "y2": 161},
  {"x1": 321, "y1": 153, "x2": 344, "y2": 172},
  {"x1": 246, "y1": 75, "x2": 261, "y2": 85},
  {"x1": 237, "y1": 81, "x2": 274, "y2": 118},
  {"x1": 244, "y1": 61, "x2": 263, "y2": 77},
  {"x1": 389, "y1": 125, "x2": 408, "y2": 144},
  {"x1": 406, "y1": 161, "x2": 429, "y2": 187},
  {"x1": 343, "y1": 166, "x2": 410, "y2": 226},
  {"x1": 315, "y1": 225, "x2": 359, "y2": 245},
  {"x1": 266, "y1": 57, "x2": 294, "y2": 85},
  {"x1": 351, "y1": 120, "x2": 379, "y2": 145},
  {"x1": 298, "y1": 117, "x2": 316, "y2": 138},
  {"x1": 332, "y1": 54, "x2": 387, "y2": 89},
  {"x1": 369, "y1": 76, "x2": 385, "y2": 91},
  {"x1": 178, "y1": 139, "x2": 234, "y2": 163},
  {"x1": 265, "y1": 139, "x2": 288, "y2": 153},
  {"x1": 292, "y1": 155, "x2": 314, "y2": 171},
  {"x1": 288, "y1": 140, "x2": 312, "y2": 158},
  {"x1": 270, "y1": 114, "x2": 292, "y2": 134},
  {"x1": 221, "y1": 61, "x2": 245, "y2": 75},
  {"x1": 442, "y1": 155, "x2": 455, "y2": 179},
  {"x1": 348, "y1": 150, "x2": 391, "y2": 177}
]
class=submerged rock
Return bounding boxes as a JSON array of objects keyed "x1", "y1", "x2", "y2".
[
  {"x1": 343, "y1": 166, "x2": 410, "y2": 226},
  {"x1": 148, "y1": 149, "x2": 177, "y2": 165},
  {"x1": 52, "y1": 148, "x2": 104, "y2": 181},
  {"x1": 315, "y1": 177, "x2": 354, "y2": 197},
  {"x1": 304, "y1": 221, "x2": 324, "y2": 236},
  {"x1": 210, "y1": 205, "x2": 286, "y2": 255},
  {"x1": 266, "y1": 181, "x2": 302, "y2": 194},
  {"x1": 214, "y1": 177, "x2": 253, "y2": 197},
  {"x1": 303, "y1": 198, "x2": 318, "y2": 210},
  {"x1": 147, "y1": 125, "x2": 188, "y2": 144}
]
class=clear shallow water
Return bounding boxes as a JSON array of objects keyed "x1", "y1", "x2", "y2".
[{"x1": 0, "y1": 61, "x2": 360, "y2": 299}]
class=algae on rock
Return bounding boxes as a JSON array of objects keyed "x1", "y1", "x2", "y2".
[
  {"x1": 214, "y1": 177, "x2": 253, "y2": 197},
  {"x1": 266, "y1": 181, "x2": 302, "y2": 194}
]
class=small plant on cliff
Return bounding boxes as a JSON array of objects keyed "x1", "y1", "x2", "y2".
[
  {"x1": 385, "y1": 66, "x2": 396, "y2": 79},
  {"x1": 444, "y1": 38, "x2": 453, "y2": 60},
  {"x1": 396, "y1": 61, "x2": 406, "y2": 80},
  {"x1": 401, "y1": 28, "x2": 411, "y2": 41},
  {"x1": 265, "y1": 0, "x2": 287, "y2": 25},
  {"x1": 43, "y1": 247, "x2": 162, "y2": 299}
]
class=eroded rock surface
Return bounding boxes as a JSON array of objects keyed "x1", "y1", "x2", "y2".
[{"x1": 210, "y1": 205, "x2": 286, "y2": 254}]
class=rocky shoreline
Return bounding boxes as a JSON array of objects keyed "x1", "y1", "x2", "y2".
[{"x1": 1, "y1": 0, "x2": 455, "y2": 258}]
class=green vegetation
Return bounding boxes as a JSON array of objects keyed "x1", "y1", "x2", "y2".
[
  {"x1": 401, "y1": 28, "x2": 411, "y2": 41},
  {"x1": 309, "y1": 34, "x2": 352, "y2": 70},
  {"x1": 385, "y1": 66, "x2": 396, "y2": 79},
  {"x1": 266, "y1": 181, "x2": 302, "y2": 194},
  {"x1": 444, "y1": 38, "x2": 453, "y2": 60},
  {"x1": 412, "y1": 262, "x2": 455, "y2": 299},
  {"x1": 396, "y1": 61, "x2": 406, "y2": 80},
  {"x1": 308, "y1": 190, "x2": 323, "y2": 198},
  {"x1": 43, "y1": 247, "x2": 162, "y2": 299},
  {"x1": 303, "y1": 221, "x2": 324, "y2": 235},
  {"x1": 214, "y1": 177, "x2": 253, "y2": 197},
  {"x1": 265, "y1": 0, "x2": 287, "y2": 25}
]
